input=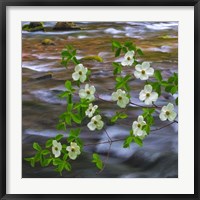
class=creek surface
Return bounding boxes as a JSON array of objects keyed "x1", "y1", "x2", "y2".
[{"x1": 22, "y1": 22, "x2": 178, "y2": 178}]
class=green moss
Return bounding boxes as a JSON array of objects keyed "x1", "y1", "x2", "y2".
[
  {"x1": 160, "y1": 35, "x2": 172, "y2": 39},
  {"x1": 41, "y1": 39, "x2": 55, "y2": 45},
  {"x1": 81, "y1": 55, "x2": 103, "y2": 62},
  {"x1": 22, "y1": 22, "x2": 44, "y2": 32}
]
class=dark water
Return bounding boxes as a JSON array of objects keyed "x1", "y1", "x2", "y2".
[{"x1": 22, "y1": 22, "x2": 178, "y2": 178}]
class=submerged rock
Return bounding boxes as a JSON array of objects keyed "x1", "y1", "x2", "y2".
[
  {"x1": 80, "y1": 55, "x2": 104, "y2": 62},
  {"x1": 53, "y1": 22, "x2": 81, "y2": 31},
  {"x1": 41, "y1": 39, "x2": 55, "y2": 45}
]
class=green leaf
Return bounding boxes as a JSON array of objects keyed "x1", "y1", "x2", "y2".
[
  {"x1": 56, "y1": 122, "x2": 66, "y2": 131},
  {"x1": 43, "y1": 158, "x2": 52, "y2": 167},
  {"x1": 30, "y1": 158, "x2": 35, "y2": 167},
  {"x1": 45, "y1": 139, "x2": 53, "y2": 148},
  {"x1": 53, "y1": 158, "x2": 63, "y2": 166},
  {"x1": 41, "y1": 150, "x2": 50, "y2": 155},
  {"x1": 175, "y1": 97, "x2": 178, "y2": 105},
  {"x1": 92, "y1": 153, "x2": 103, "y2": 170},
  {"x1": 65, "y1": 162, "x2": 71, "y2": 171},
  {"x1": 123, "y1": 136, "x2": 133, "y2": 148},
  {"x1": 165, "y1": 85, "x2": 173, "y2": 93},
  {"x1": 65, "y1": 80, "x2": 72, "y2": 91},
  {"x1": 133, "y1": 136, "x2": 143, "y2": 147},
  {"x1": 55, "y1": 134, "x2": 63, "y2": 141},
  {"x1": 112, "y1": 40, "x2": 121, "y2": 48},
  {"x1": 33, "y1": 142, "x2": 42, "y2": 151},
  {"x1": 63, "y1": 154, "x2": 68, "y2": 161},
  {"x1": 58, "y1": 91, "x2": 68, "y2": 98},
  {"x1": 168, "y1": 76, "x2": 174, "y2": 83},
  {"x1": 71, "y1": 113, "x2": 81, "y2": 124},
  {"x1": 137, "y1": 48, "x2": 144, "y2": 56},
  {"x1": 72, "y1": 57, "x2": 80, "y2": 65},
  {"x1": 154, "y1": 70, "x2": 162, "y2": 82},
  {"x1": 65, "y1": 114, "x2": 72, "y2": 125},
  {"x1": 115, "y1": 48, "x2": 121, "y2": 57},
  {"x1": 170, "y1": 86, "x2": 178, "y2": 95}
]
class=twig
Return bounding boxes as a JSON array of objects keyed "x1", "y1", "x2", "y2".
[
  {"x1": 97, "y1": 142, "x2": 112, "y2": 174},
  {"x1": 84, "y1": 121, "x2": 178, "y2": 147}
]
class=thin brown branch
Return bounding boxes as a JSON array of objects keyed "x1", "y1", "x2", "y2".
[{"x1": 97, "y1": 142, "x2": 112, "y2": 174}]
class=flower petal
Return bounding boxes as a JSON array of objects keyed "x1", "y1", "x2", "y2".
[
  {"x1": 144, "y1": 85, "x2": 152, "y2": 93},
  {"x1": 146, "y1": 67, "x2": 154, "y2": 76},
  {"x1": 80, "y1": 74, "x2": 87, "y2": 83},
  {"x1": 125, "y1": 51, "x2": 134, "y2": 58},
  {"x1": 66, "y1": 146, "x2": 71, "y2": 152},
  {"x1": 159, "y1": 112, "x2": 167, "y2": 121},
  {"x1": 111, "y1": 92, "x2": 118, "y2": 101},
  {"x1": 144, "y1": 98, "x2": 152, "y2": 105},
  {"x1": 135, "y1": 64, "x2": 142, "y2": 72},
  {"x1": 52, "y1": 140, "x2": 58, "y2": 147},
  {"x1": 89, "y1": 86, "x2": 96, "y2": 94},
  {"x1": 139, "y1": 90, "x2": 147, "y2": 101},
  {"x1": 141, "y1": 62, "x2": 150, "y2": 70},
  {"x1": 150, "y1": 92, "x2": 158, "y2": 102},
  {"x1": 166, "y1": 103, "x2": 174, "y2": 111},
  {"x1": 168, "y1": 111, "x2": 177, "y2": 121},
  {"x1": 69, "y1": 152, "x2": 77, "y2": 160},
  {"x1": 57, "y1": 142, "x2": 62, "y2": 151},
  {"x1": 138, "y1": 115, "x2": 144, "y2": 123},
  {"x1": 75, "y1": 64, "x2": 83, "y2": 71},
  {"x1": 72, "y1": 72, "x2": 79, "y2": 81},
  {"x1": 54, "y1": 150, "x2": 61, "y2": 158},
  {"x1": 79, "y1": 89, "x2": 87, "y2": 99},
  {"x1": 87, "y1": 122, "x2": 96, "y2": 131},
  {"x1": 140, "y1": 74, "x2": 149, "y2": 80},
  {"x1": 97, "y1": 121, "x2": 104, "y2": 130},
  {"x1": 132, "y1": 121, "x2": 138, "y2": 129},
  {"x1": 134, "y1": 71, "x2": 141, "y2": 79},
  {"x1": 121, "y1": 60, "x2": 129, "y2": 66},
  {"x1": 127, "y1": 59, "x2": 134, "y2": 66}
]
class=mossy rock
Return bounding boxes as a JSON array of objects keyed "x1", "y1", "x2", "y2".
[
  {"x1": 80, "y1": 55, "x2": 104, "y2": 62},
  {"x1": 41, "y1": 39, "x2": 55, "y2": 45},
  {"x1": 53, "y1": 22, "x2": 81, "y2": 31},
  {"x1": 22, "y1": 22, "x2": 44, "y2": 32},
  {"x1": 160, "y1": 35, "x2": 172, "y2": 39}
]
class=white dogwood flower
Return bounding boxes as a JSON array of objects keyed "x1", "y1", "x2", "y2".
[
  {"x1": 52, "y1": 140, "x2": 62, "y2": 158},
  {"x1": 66, "y1": 142, "x2": 81, "y2": 160},
  {"x1": 79, "y1": 84, "x2": 96, "y2": 101},
  {"x1": 87, "y1": 115, "x2": 104, "y2": 131},
  {"x1": 134, "y1": 62, "x2": 154, "y2": 80},
  {"x1": 85, "y1": 103, "x2": 98, "y2": 118},
  {"x1": 121, "y1": 51, "x2": 135, "y2": 66},
  {"x1": 132, "y1": 115, "x2": 147, "y2": 139},
  {"x1": 159, "y1": 103, "x2": 177, "y2": 121},
  {"x1": 139, "y1": 84, "x2": 158, "y2": 105},
  {"x1": 72, "y1": 64, "x2": 88, "y2": 83},
  {"x1": 111, "y1": 89, "x2": 129, "y2": 108}
]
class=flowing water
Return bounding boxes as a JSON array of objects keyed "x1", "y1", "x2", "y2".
[{"x1": 22, "y1": 22, "x2": 178, "y2": 178}]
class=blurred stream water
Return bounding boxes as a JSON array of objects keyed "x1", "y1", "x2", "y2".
[{"x1": 22, "y1": 21, "x2": 178, "y2": 178}]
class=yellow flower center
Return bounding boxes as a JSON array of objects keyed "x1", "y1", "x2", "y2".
[
  {"x1": 146, "y1": 93, "x2": 150, "y2": 97},
  {"x1": 55, "y1": 147, "x2": 58, "y2": 151},
  {"x1": 118, "y1": 96, "x2": 122, "y2": 100},
  {"x1": 71, "y1": 147, "x2": 75, "y2": 152}
]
